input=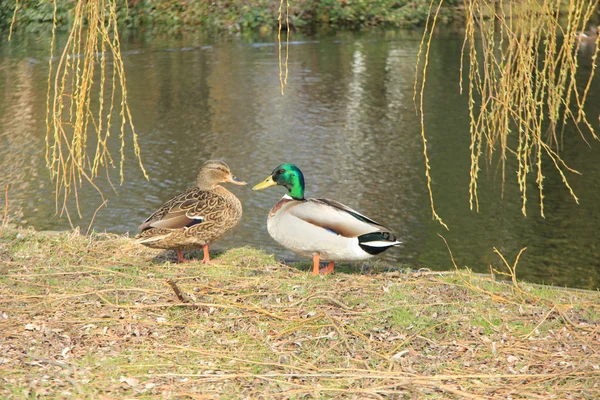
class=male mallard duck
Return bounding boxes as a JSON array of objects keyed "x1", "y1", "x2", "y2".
[
  {"x1": 575, "y1": 25, "x2": 598, "y2": 51},
  {"x1": 252, "y1": 163, "x2": 401, "y2": 275},
  {"x1": 136, "y1": 160, "x2": 246, "y2": 263}
]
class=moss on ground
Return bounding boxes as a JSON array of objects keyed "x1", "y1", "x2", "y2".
[{"x1": 0, "y1": 227, "x2": 599, "y2": 398}]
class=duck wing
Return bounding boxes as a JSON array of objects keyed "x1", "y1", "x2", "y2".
[
  {"x1": 138, "y1": 188, "x2": 207, "y2": 231},
  {"x1": 312, "y1": 199, "x2": 401, "y2": 254},
  {"x1": 287, "y1": 198, "x2": 390, "y2": 238}
]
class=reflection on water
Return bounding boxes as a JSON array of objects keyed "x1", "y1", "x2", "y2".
[{"x1": 1, "y1": 30, "x2": 599, "y2": 289}]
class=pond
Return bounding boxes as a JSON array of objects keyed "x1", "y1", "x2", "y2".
[{"x1": 1, "y1": 29, "x2": 599, "y2": 289}]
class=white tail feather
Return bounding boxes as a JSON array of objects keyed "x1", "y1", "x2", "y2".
[
  {"x1": 135, "y1": 234, "x2": 171, "y2": 244},
  {"x1": 362, "y1": 240, "x2": 402, "y2": 247}
]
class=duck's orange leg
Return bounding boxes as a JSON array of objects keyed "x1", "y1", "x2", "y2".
[
  {"x1": 202, "y1": 244, "x2": 210, "y2": 264},
  {"x1": 177, "y1": 249, "x2": 187, "y2": 263},
  {"x1": 322, "y1": 261, "x2": 335, "y2": 275},
  {"x1": 311, "y1": 253, "x2": 320, "y2": 275}
]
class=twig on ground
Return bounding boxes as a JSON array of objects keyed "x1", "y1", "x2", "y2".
[
  {"x1": 166, "y1": 278, "x2": 194, "y2": 305},
  {"x1": 86, "y1": 199, "x2": 108, "y2": 236},
  {"x1": 2, "y1": 184, "x2": 8, "y2": 229},
  {"x1": 22, "y1": 354, "x2": 74, "y2": 371}
]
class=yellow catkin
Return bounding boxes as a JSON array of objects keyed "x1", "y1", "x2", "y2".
[
  {"x1": 277, "y1": 0, "x2": 290, "y2": 95},
  {"x1": 415, "y1": 0, "x2": 449, "y2": 230},
  {"x1": 10, "y1": 0, "x2": 597, "y2": 225},
  {"x1": 41, "y1": 0, "x2": 148, "y2": 223},
  {"x1": 417, "y1": 0, "x2": 598, "y2": 222}
]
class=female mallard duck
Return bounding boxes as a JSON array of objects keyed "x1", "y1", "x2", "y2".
[
  {"x1": 136, "y1": 160, "x2": 246, "y2": 263},
  {"x1": 252, "y1": 163, "x2": 401, "y2": 275}
]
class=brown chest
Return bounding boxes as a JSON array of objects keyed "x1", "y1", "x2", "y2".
[{"x1": 268, "y1": 198, "x2": 295, "y2": 219}]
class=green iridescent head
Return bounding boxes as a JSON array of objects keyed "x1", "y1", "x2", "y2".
[{"x1": 252, "y1": 163, "x2": 305, "y2": 200}]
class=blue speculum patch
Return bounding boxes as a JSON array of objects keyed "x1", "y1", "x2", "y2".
[{"x1": 185, "y1": 218, "x2": 203, "y2": 228}]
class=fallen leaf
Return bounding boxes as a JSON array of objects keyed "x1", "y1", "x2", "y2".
[
  {"x1": 119, "y1": 376, "x2": 139, "y2": 387},
  {"x1": 24, "y1": 324, "x2": 39, "y2": 331},
  {"x1": 507, "y1": 355, "x2": 519, "y2": 363},
  {"x1": 392, "y1": 350, "x2": 409, "y2": 360}
]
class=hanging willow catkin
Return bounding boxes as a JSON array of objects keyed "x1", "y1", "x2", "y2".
[
  {"x1": 416, "y1": 0, "x2": 599, "y2": 224},
  {"x1": 278, "y1": 0, "x2": 290, "y2": 95},
  {"x1": 10, "y1": 0, "x2": 599, "y2": 226},
  {"x1": 42, "y1": 0, "x2": 148, "y2": 224}
]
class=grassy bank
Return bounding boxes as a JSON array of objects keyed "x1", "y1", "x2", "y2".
[
  {"x1": 2, "y1": 0, "x2": 463, "y2": 35},
  {"x1": 0, "y1": 227, "x2": 599, "y2": 398}
]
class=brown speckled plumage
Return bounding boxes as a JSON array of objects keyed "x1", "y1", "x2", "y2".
[{"x1": 135, "y1": 160, "x2": 246, "y2": 263}]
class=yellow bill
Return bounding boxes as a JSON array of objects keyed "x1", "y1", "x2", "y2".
[{"x1": 252, "y1": 175, "x2": 277, "y2": 191}]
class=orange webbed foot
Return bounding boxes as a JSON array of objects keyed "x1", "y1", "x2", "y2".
[
  {"x1": 311, "y1": 254, "x2": 321, "y2": 275},
  {"x1": 201, "y1": 244, "x2": 211, "y2": 264},
  {"x1": 321, "y1": 261, "x2": 334, "y2": 275},
  {"x1": 311, "y1": 255, "x2": 334, "y2": 275},
  {"x1": 176, "y1": 249, "x2": 189, "y2": 263}
]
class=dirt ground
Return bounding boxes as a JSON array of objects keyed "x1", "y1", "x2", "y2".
[{"x1": 1, "y1": 228, "x2": 599, "y2": 398}]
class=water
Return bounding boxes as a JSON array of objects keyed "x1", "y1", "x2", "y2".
[{"x1": 1, "y1": 30, "x2": 599, "y2": 289}]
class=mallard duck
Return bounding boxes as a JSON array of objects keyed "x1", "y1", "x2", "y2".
[
  {"x1": 136, "y1": 160, "x2": 246, "y2": 263},
  {"x1": 575, "y1": 25, "x2": 598, "y2": 51},
  {"x1": 252, "y1": 163, "x2": 401, "y2": 275}
]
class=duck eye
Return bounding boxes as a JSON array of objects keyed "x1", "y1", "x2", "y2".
[{"x1": 278, "y1": 169, "x2": 285, "y2": 174}]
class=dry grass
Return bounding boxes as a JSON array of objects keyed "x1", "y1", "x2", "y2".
[{"x1": 0, "y1": 227, "x2": 599, "y2": 398}]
